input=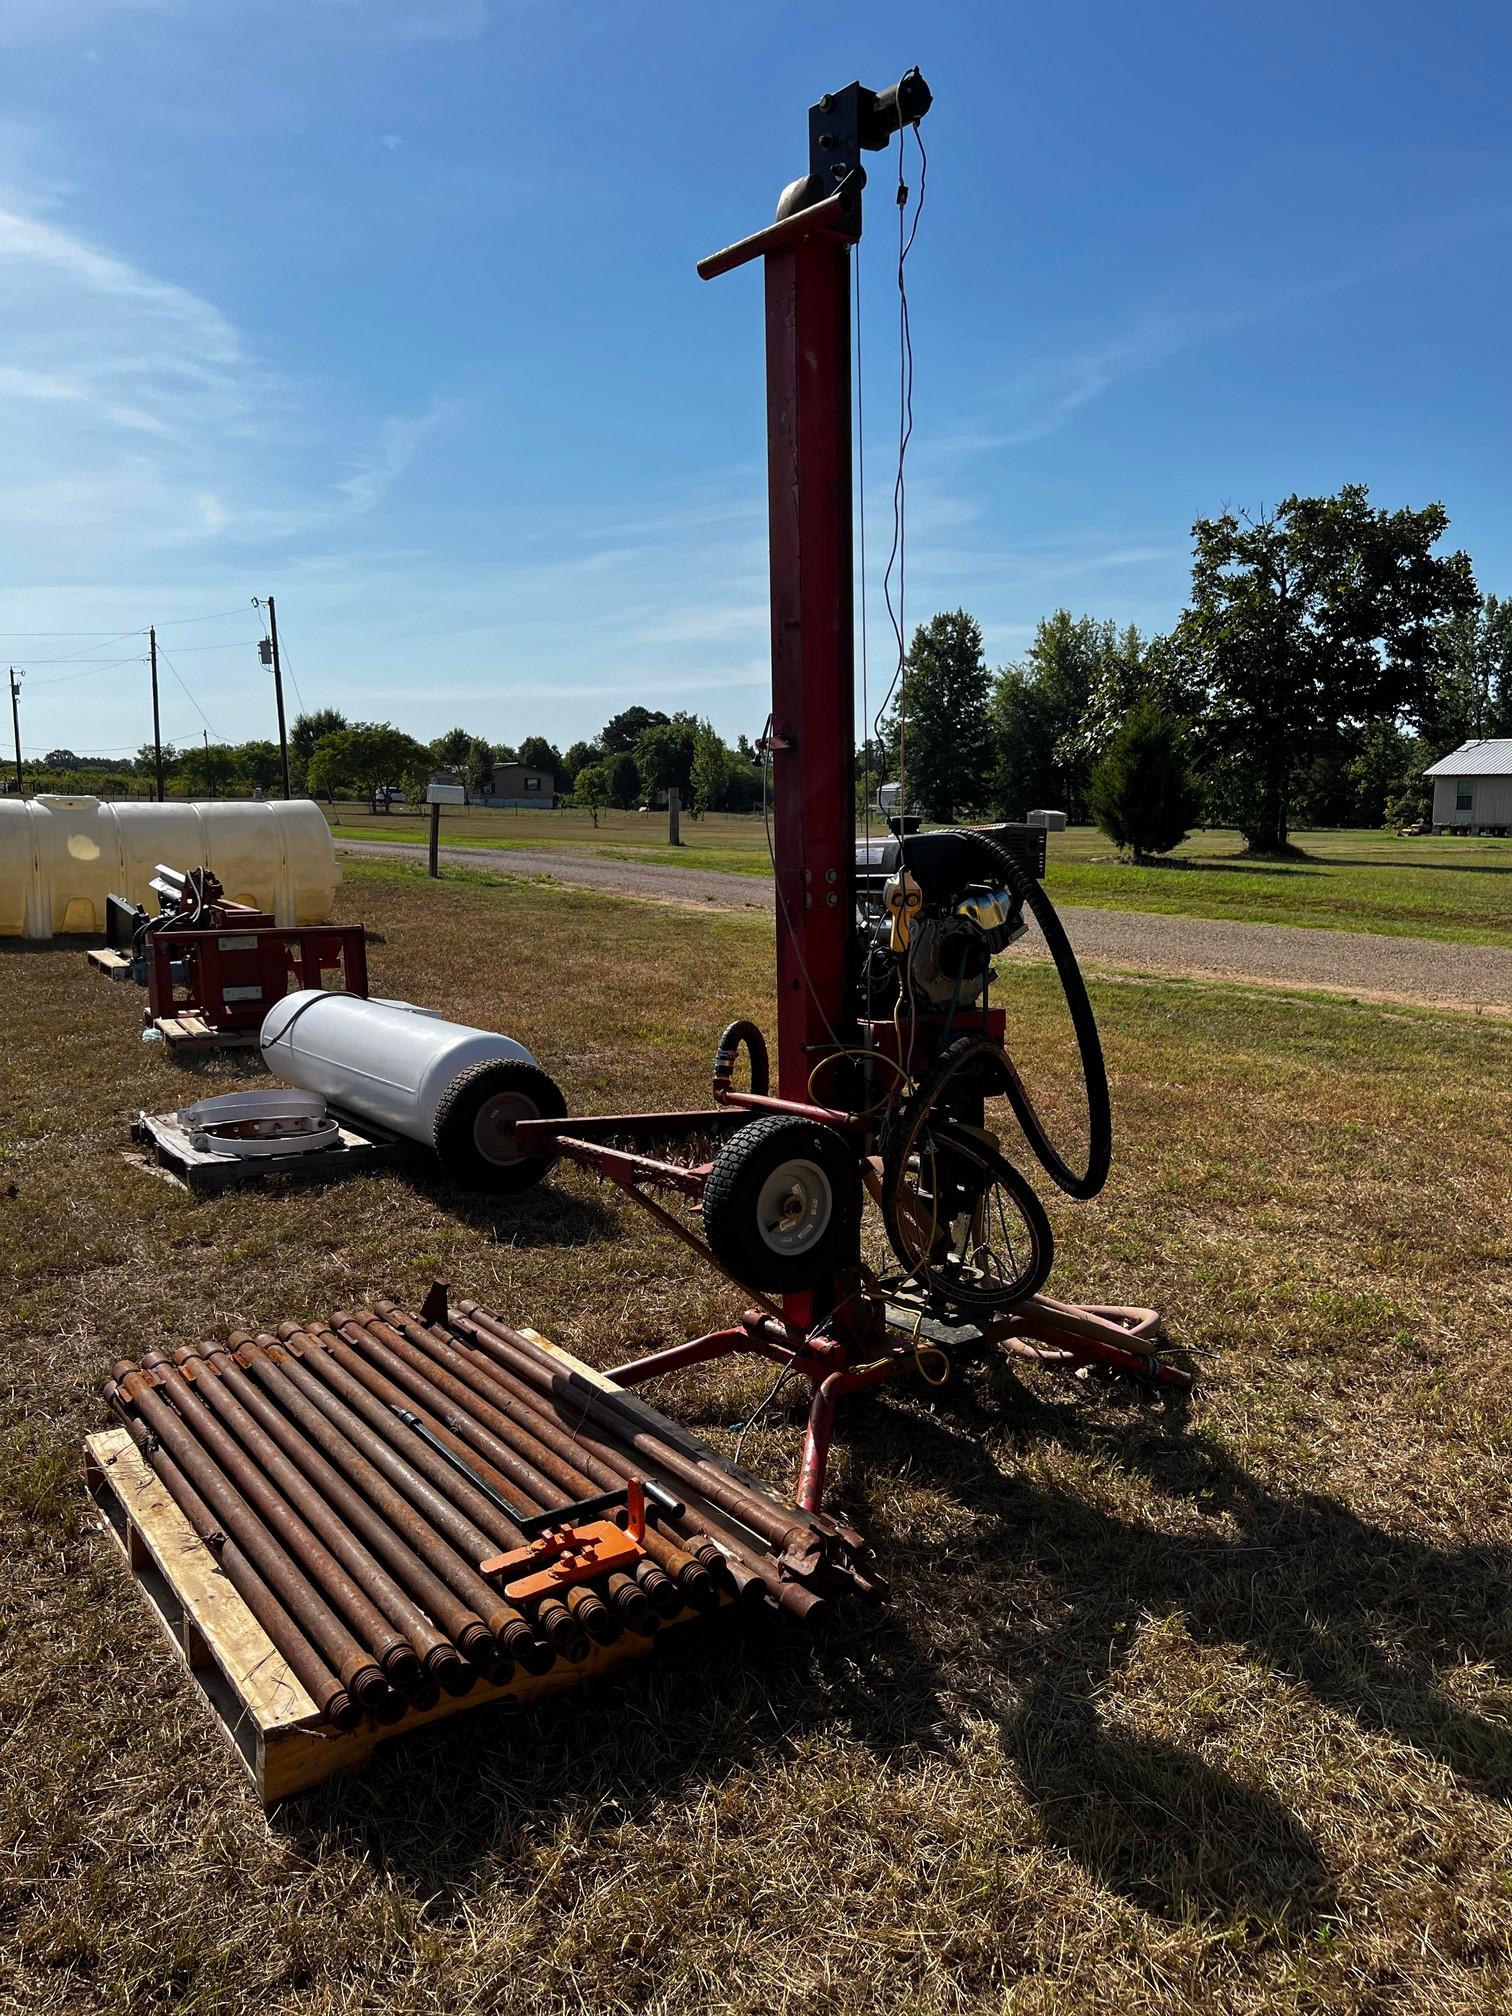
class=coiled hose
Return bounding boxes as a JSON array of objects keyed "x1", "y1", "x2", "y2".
[{"x1": 906, "y1": 828, "x2": 1112, "y2": 1201}]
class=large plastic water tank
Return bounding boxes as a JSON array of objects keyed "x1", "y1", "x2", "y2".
[
  {"x1": 261, "y1": 992, "x2": 566, "y2": 1192},
  {"x1": 0, "y1": 796, "x2": 340, "y2": 937}
]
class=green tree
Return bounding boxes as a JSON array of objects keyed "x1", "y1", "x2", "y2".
[
  {"x1": 430, "y1": 726, "x2": 473, "y2": 779},
  {"x1": 1347, "y1": 720, "x2": 1424, "y2": 828},
  {"x1": 605, "y1": 750, "x2": 640, "y2": 808},
  {"x1": 689, "y1": 719, "x2": 733, "y2": 814},
  {"x1": 884, "y1": 610, "x2": 992, "y2": 821},
  {"x1": 177, "y1": 742, "x2": 235, "y2": 799},
  {"x1": 1088, "y1": 700, "x2": 1202, "y2": 861},
  {"x1": 601, "y1": 706, "x2": 668, "y2": 755},
  {"x1": 307, "y1": 723, "x2": 431, "y2": 809},
  {"x1": 235, "y1": 739, "x2": 283, "y2": 796},
  {"x1": 634, "y1": 713, "x2": 698, "y2": 803},
  {"x1": 290, "y1": 708, "x2": 348, "y2": 792},
  {"x1": 563, "y1": 738, "x2": 601, "y2": 782},
  {"x1": 516, "y1": 735, "x2": 565, "y2": 787},
  {"x1": 575, "y1": 762, "x2": 609, "y2": 825},
  {"x1": 988, "y1": 613, "x2": 1143, "y2": 821},
  {"x1": 1425, "y1": 592, "x2": 1512, "y2": 747},
  {"x1": 1173, "y1": 486, "x2": 1478, "y2": 853},
  {"x1": 465, "y1": 737, "x2": 494, "y2": 799}
]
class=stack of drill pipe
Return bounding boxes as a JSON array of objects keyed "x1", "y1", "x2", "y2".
[
  {"x1": 369, "y1": 1296, "x2": 832, "y2": 1622},
  {"x1": 102, "y1": 1287, "x2": 836, "y2": 1738}
]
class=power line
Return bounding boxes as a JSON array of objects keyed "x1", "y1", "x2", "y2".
[
  {"x1": 154, "y1": 644, "x2": 222, "y2": 741},
  {"x1": 152, "y1": 606, "x2": 256, "y2": 627},
  {"x1": 26, "y1": 651, "x2": 148, "y2": 688},
  {"x1": 150, "y1": 638, "x2": 261, "y2": 654}
]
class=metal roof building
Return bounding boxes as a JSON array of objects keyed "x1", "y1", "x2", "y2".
[{"x1": 1422, "y1": 738, "x2": 1512, "y2": 832}]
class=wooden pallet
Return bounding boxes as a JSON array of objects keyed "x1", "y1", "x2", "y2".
[
  {"x1": 85, "y1": 1424, "x2": 709, "y2": 1807},
  {"x1": 131, "y1": 1108, "x2": 406, "y2": 1195},
  {"x1": 86, "y1": 947, "x2": 134, "y2": 981},
  {"x1": 152, "y1": 1013, "x2": 260, "y2": 1052}
]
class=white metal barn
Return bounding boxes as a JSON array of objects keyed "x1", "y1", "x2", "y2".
[{"x1": 1423, "y1": 739, "x2": 1512, "y2": 834}]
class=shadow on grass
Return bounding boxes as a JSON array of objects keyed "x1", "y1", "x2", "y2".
[{"x1": 282, "y1": 1367, "x2": 1512, "y2": 1938}]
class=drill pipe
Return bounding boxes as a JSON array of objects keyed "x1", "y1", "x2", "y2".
[
  {"x1": 136, "y1": 1351, "x2": 422, "y2": 1693},
  {"x1": 307, "y1": 1325, "x2": 607, "y2": 1659},
  {"x1": 232, "y1": 1338, "x2": 539, "y2": 1675},
  {"x1": 184, "y1": 1342, "x2": 476, "y2": 1693},
  {"x1": 365, "y1": 1304, "x2": 721, "y2": 1612},
  {"x1": 415, "y1": 1308, "x2": 808, "y2": 1615},
  {"x1": 327, "y1": 1315, "x2": 553, "y2": 1519},
  {"x1": 336, "y1": 1312, "x2": 644, "y2": 1637},
  {"x1": 109, "y1": 1364, "x2": 397, "y2": 1719},
  {"x1": 334, "y1": 1309, "x2": 703, "y2": 1622},
  {"x1": 269, "y1": 1331, "x2": 588, "y2": 1666},
  {"x1": 445, "y1": 1300, "x2": 820, "y2": 1561},
  {"x1": 104, "y1": 1388, "x2": 361, "y2": 1733},
  {"x1": 392, "y1": 1313, "x2": 776, "y2": 1618},
  {"x1": 450, "y1": 1322, "x2": 823, "y2": 1621}
]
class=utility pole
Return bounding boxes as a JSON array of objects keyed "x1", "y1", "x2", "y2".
[
  {"x1": 149, "y1": 627, "x2": 165, "y2": 802},
  {"x1": 8, "y1": 668, "x2": 23, "y2": 799},
  {"x1": 266, "y1": 594, "x2": 290, "y2": 799},
  {"x1": 203, "y1": 727, "x2": 213, "y2": 801}
]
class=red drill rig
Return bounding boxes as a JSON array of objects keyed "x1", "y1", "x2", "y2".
[{"x1": 508, "y1": 70, "x2": 1191, "y2": 1518}]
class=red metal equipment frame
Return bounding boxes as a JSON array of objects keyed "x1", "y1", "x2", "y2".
[
  {"x1": 146, "y1": 898, "x2": 369, "y2": 1041},
  {"x1": 515, "y1": 76, "x2": 1187, "y2": 1517}
]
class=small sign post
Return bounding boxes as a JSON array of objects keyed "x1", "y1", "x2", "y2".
[{"x1": 425, "y1": 782, "x2": 466, "y2": 877}]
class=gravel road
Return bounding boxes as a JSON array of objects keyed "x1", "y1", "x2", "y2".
[{"x1": 339, "y1": 838, "x2": 1512, "y2": 1014}]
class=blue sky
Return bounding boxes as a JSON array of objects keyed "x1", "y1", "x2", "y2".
[{"x1": 2, "y1": 0, "x2": 1509, "y2": 764}]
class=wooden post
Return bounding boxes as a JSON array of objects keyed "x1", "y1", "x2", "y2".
[
  {"x1": 428, "y1": 798, "x2": 441, "y2": 878},
  {"x1": 668, "y1": 785, "x2": 682, "y2": 847}
]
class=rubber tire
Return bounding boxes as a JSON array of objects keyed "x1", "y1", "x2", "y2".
[
  {"x1": 430, "y1": 1059, "x2": 567, "y2": 1194},
  {"x1": 880, "y1": 1116, "x2": 1054, "y2": 1313},
  {"x1": 701, "y1": 1114, "x2": 857, "y2": 1294}
]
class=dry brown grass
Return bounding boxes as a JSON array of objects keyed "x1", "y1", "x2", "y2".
[{"x1": 2, "y1": 856, "x2": 1510, "y2": 2015}]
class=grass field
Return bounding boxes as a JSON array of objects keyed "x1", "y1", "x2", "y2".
[
  {"x1": 4, "y1": 856, "x2": 1512, "y2": 2014},
  {"x1": 324, "y1": 804, "x2": 1512, "y2": 949}
]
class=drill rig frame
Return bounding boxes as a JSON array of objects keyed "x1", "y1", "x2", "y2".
[{"x1": 512, "y1": 70, "x2": 1191, "y2": 1518}]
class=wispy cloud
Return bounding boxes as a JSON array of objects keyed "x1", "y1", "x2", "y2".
[
  {"x1": 338, "y1": 404, "x2": 452, "y2": 514},
  {"x1": 0, "y1": 198, "x2": 445, "y2": 564}
]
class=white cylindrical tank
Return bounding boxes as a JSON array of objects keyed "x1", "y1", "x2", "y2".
[
  {"x1": 260, "y1": 991, "x2": 566, "y2": 1192},
  {"x1": 0, "y1": 796, "x2": 340, "y2": 938}
]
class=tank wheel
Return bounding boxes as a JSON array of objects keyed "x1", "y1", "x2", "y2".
[
  {"x1": 701, "y1": 1114, "x2": 857, "y2": 1293},
  {"x1": 431, "y1": 1060, "x2": 567, "y2": 1193}
]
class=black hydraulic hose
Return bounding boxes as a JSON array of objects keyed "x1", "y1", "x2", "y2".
[{"x1": 905, "y1": 828, "x2": 1112, "y2": 1200}]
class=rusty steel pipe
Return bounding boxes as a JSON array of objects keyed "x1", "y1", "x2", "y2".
[
  {"x1": 565, "y1": 1581, "x2": 618, "y2": 1646},
  {"x1": 137, "y1": 1350, "x2": 422, "y2": 1693},
  {"x1": 246, "y1": 1337, "x2": 548, "y2": 1674},
  {"x1": 188, "y1": 1342, "x2": 476, "y2": 1694},
  {"x1": 285, "y1": 1326, "x2": 527, "y2": 1552},
  {"x1": 230, "y1": 1339, "x2": 527, "y2": 1677},
  {"x1": 109, "y1": 1363, "x2": 394, "y2": 1717},
  {"x1": 370, "y1": 1304, "x2": 722, "y2": 1608},
  {"x1": 105, "y1": 1387, "x2": 361, "y2": 1733},
  {"x1": 327, "y1": 1314, "x2": 558, "y2": 1519},
  {"x1": 447, "y1": 1300, "x2": 818, "y2": 1560},
  {"x1": 304, "y1": 1329, "x2": 590, "y2": 1659},
  {"x1": 606, "y1": 1568, "x2": 654, "y2": 1634},
  {"x1": 267, "y1": 1332, "x2": 584, "y2": 1667},
  {"x1": 413, "y1": 1310, "x2": 797, "y2": 1615},
  {"x1": 170, "y1": 1345, "x2": 460, "y2": 1693},
  {"x1": 335, "y1": 1311, "x2": 586, "y2": 1516}
]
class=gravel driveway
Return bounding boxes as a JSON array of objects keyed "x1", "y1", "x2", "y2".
[{"x1": 339, "y1": 838, "x2": 1512, "y2": 1014}]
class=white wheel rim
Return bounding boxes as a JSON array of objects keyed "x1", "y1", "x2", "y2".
[
  {"x1": 472, "y1": 1090, "x2": 539, "y2": 1166},
  {"x1": 754, "y1": 1156, "x2": 833, "y2": 1257}
]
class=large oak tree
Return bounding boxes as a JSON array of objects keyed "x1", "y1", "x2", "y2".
[{"x1": 1174, "y1": 486, "x2": 1477, "y2": 853}]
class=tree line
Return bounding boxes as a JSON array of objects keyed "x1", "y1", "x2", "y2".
[
  {"x1": 24, "y1": 704, "x2": 769, "y2": 817},
  {"x1": 883, "y1": 484, "x2": 1509, "y2": 856}
]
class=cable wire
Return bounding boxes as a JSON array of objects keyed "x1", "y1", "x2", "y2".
[{"x1": 154, "y1": 644, "x2": 223, "y2": 741}]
